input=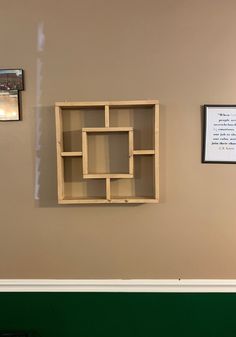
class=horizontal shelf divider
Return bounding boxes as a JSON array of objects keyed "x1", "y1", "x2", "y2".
[
  {"x1": 109, "y1": 198, "x2": 159, "y2": 203},
  {"x1": 133, "y1": 150, "x2": 155, "y2": 155},
  {"x1": 83, "y1": 173, "x2": 133, "y2": 179},
  {"x1": 82, "y1": 127, "x2": 133, "y2": 132},
  {"x1": 60, "y1": 199, "x2": 108, "y2": 204},
  {"x1": 61, "y1": 152, "x2": 83, "y2": 157},
  {"x1": 60, "y1": 198, "x2": 158, "y2": 204}
]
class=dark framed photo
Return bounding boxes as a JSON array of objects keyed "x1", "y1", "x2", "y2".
[
  {"x1": 203, "y1": 105, "x2": 236, "y2": 163},
  {"x1": 0, "y1": 69, "x2": 24, "y2": 91},
  {"x1": 0, "y1": 90, "x2": 20, "y2": 121}
]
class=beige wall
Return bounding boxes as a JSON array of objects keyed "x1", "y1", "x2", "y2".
[{"x1": 0, "y1": 0, "x2": 236, "y2": 279}]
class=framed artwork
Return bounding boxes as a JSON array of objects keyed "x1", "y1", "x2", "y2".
[
  {"x1": 0, "y1": 90, "x2": 20, "y2": 121},
  {"x1": 203, "y1": 105, "x2": 236, "y2": 163},
  {"x1": 0, "y1": 69, "x2": 24, "y2": 91},
  {"x1": 0, "y1": 69, "x2": 24, "y2": 121}
]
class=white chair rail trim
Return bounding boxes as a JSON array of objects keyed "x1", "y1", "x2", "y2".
[{"x1": 0, "y1": 279, "x2": 236, "y2": 292}]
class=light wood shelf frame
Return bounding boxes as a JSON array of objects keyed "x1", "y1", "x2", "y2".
[
  {"x1": 55, "y1": 100, "x2": 159, "y2": 204},
  {"x1": 82, "y1": 127, "x2": 134, "y2": 179}
]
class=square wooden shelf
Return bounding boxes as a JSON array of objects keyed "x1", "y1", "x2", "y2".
[{"x1": 55, "y1": 100, "x2": 159, "y2": 204}]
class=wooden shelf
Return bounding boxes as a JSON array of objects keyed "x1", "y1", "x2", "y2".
[
  {"x1": 82, "y1": 127, "x2": 133, "y2": 132},
  {"x1": 55, "y1": 100, "x2": 159, "y2": 204},
  {"x1": 55, "y1": 100, "x2": 159, "y2": 108},
  {"x1": 83, "y1": 173, "x2": 134, "y2": 179},
  {"x1": 61, "y1": 152, "x2": 82, "y2": 157},
  {"x1": 133, "y1": 150, "x2": 155, "y2": 155},
  {"x1": 109, "y1": 197, "x2": 159, "y2": 204},
  {"x1": 60, "y1": 198, "x2": 158, "y2": 204}
]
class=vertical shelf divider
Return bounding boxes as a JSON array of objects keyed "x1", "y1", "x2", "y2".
[
  {"x1": 105, "y1": 105, "x2": 111, "y2": 201},
  {"x1": 82, "y1": 130, "x2": 88, "y2": 175},
  {"x1": 154, "y1": 103, "x2": 159, "y2": 201},
  {"x1": 105, "y1": 105, "x2": 110, "y2": 127},
  {"x1": 105, "y1": 105, "x2": 110, "y2": 201},
  {"x1": 129, "y1": 129, "x2": 134, "y2": 176},
  {"x1": 106, "y1": 178, "x2": 111, "y2": 201},
  {"x1": 55, "y1": 106, "x2": 65, "y2": 201}
]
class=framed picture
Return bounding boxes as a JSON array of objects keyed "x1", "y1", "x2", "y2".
[
  {"x1": 0, "y1": 69, "x2": 24, "y2": 91},
  {"x1": 203, "y1": 105, "x2": 236, "y2": 163},
  {"x1": 0, "y1": 90, "x2": 20, "y2": 121}
]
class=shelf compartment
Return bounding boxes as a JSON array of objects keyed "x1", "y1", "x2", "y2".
[
  {"x1": 110, "y1": 155, "x2": 156, "y2": 200},
  {"x1": 61, "y1": 106, "x2": 105, "y2": 152},
  {"x1": 109, "y1": 105, "x2": 155, "y2": 150},
  {"x1": 82, "y1": 127, "x2": 134, "y2": 178},
  {"x1": 63, "y1": 157, "x2": 106, "y2": 201}
]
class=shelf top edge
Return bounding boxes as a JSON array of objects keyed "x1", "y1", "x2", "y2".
[{"x1": 55, "y1": 100, "x2": 159, "y2": 107}]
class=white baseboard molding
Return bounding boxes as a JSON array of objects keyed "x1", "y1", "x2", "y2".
[{"x1": 0, "y1": 279, "x2": 236, "y2": 292}]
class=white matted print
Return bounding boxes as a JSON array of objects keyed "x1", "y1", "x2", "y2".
[{"x1": 203, "y1": 105, "x2": 236, "y2": 163}]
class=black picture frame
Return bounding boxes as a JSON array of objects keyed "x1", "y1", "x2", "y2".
[{"x1": 202, "y1": 104, "x2": 236, "y2": 163}]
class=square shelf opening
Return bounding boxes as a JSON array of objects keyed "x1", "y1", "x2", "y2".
[
  {"x1": 63, "y1": 157, "x2": 106, "y2": 199},
  {"x1": 109, "y1": 106, "x2": 155, "y2": 150},
  {"x1": 110, "y1": 155, "x2": 155, "y2": 199},
  {"x1": 62, "y1": 107, "x2": 105, "y2": 152},
  {"x1": 82, "y1": 127, "x2": 134, "y2": 179}
]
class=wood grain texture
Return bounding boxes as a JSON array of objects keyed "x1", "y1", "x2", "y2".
[
  {"x1": 129, "y1": 129, "x2": 134, "y2": 176},
  {"x1": 82, "y1": 131, "x2": 88, "y2": 175},
  {"x1": 133, "y1": 150, "x2": 155, "y2": 155},
  {"x1": 61, "y1": 152, "x2": 83, "y2": 157},
  {"x1": 105, "y1": 105, "x2": 110, "y2": 127},
  {"x1": 82, "y1": 127, "x2": 133, "y2": 132},
  {"x1": 56, "y1": 100, "x2": 159, "y2": 108},
  {"x1": 154, "y1": 104, "x2": 159, "y2": 201},
  {"x1": 55, "y1": 106, "x2": 65, "y2": 201}
]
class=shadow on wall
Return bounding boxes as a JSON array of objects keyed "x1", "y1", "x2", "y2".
[{"x1": 34, "y1": 105, "x2": 59, "y2": 208}]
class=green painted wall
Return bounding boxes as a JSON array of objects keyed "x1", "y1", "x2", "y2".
[{"x1": 0, "y1": 293, "x2": 235, "y2": 337}]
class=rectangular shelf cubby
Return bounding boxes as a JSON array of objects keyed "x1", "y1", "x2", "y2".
[
  {"x1": 109, "y1": 104, "x2": 155, "y2": 150},
  {"x1": 110, "y1": 155, "x2": 155, "y2": 200},
  {"x1": 62, "y1": 106, "x2": 105, "y2": 152},
  {"x1": 63, "y1": 157, "x2": 107, "y2": 202},
  {"x1": 55, "y1": 100, "x2": 159, "y2": 204},
  {"x1": 82, "y1": 127, "x2": 133, "y2": 179}
]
